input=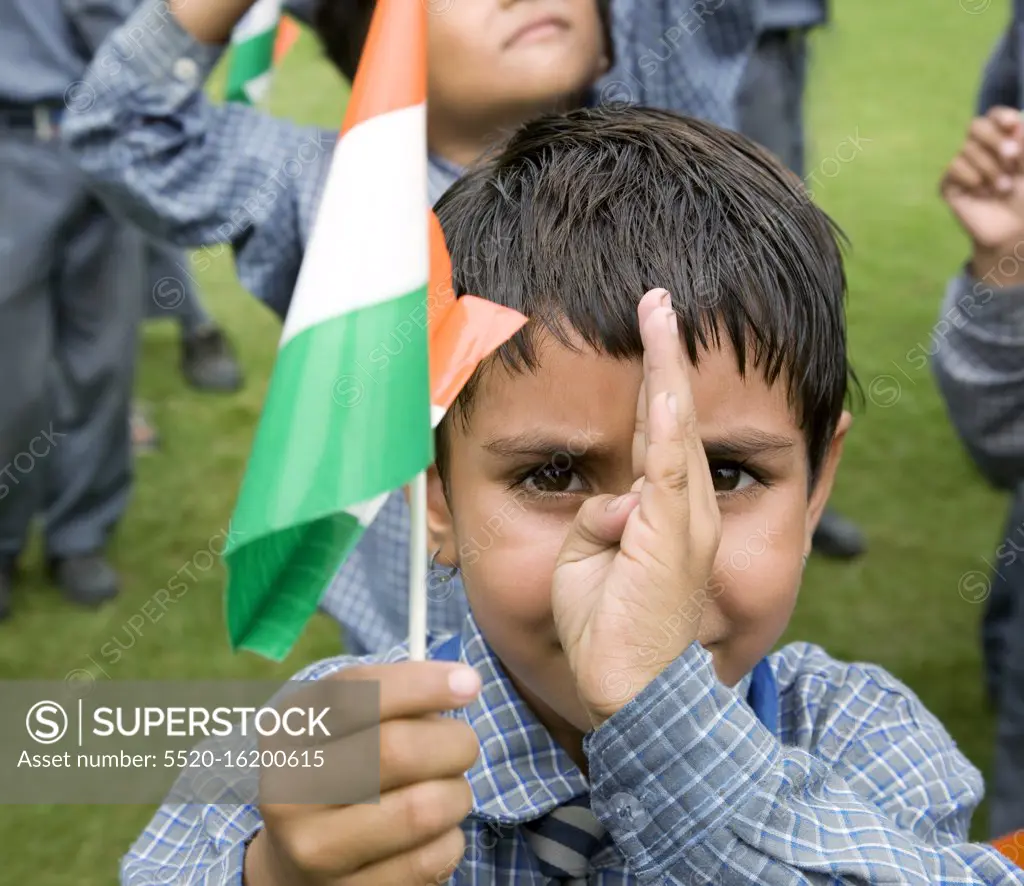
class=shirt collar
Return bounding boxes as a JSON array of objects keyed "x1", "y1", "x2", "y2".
[
  {"x1": 440, "y1": 615, "x2": 777, "y2": 823},
  {"x1": 449, "y1": 613, "x2": 589, "y2": 824},
  {"x1": 428, "y1": 151, "x2": 466, "y2": 181}
]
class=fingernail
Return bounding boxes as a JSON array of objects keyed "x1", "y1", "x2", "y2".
[
  {"x1": 448, "y1": 666, "x2": 481, "y2": 699},
  {"x1": 659, "y1": 290, "x2": 672, "y2": 308},
  {"x1": 666, "y1": 394, "x2": 678, "y2": 416},
  {"x1": 998, "y1": 175, "x2": 1012, "y2": 192},
  {"x1": 665, "y1": 309, "x2": 677, "y2": 332},
  {"x1": 606, "y1": 495, "x2": 625, "y2": 512},
  {"x1": 1003, "y1": 141, "x2": 1020, "y2": 157}
]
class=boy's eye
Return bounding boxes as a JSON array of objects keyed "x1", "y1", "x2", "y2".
[
  {"x1": 709, "y1": 462, "x2": 757, "y2": 494},
  {"x1": 521, "y1": 462, "x2": 585, "y2": 495}
]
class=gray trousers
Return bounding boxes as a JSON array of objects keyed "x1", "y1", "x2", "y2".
[
  {"x1": 142, "y1": 240, "x2": 210, "y2": 335},
  {"x1": 737, "y1": 29, "x2": 809, "y2": 178},
  {"x1": 0, "y1": 127, "x2": 143, "y2": 559},
  {"x1": 985, "y1": 490, "x2": 1024, "y2": 836}
]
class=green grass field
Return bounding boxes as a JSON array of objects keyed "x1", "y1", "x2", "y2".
[{"x1": 0, "y1": 3, "x2": 1017, "y2": 882}]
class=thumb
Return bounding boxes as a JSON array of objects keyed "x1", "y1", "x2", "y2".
[{"x1": 557, "y1": 492, "x2": 639, "y2": 566}]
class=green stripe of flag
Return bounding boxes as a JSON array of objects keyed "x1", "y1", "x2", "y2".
[
  {"x1": 225, "y1": 28, "x2": 277, "y2": 104},
  {"x1": 225, "y1": 285, "x2": 432, "y2": 659}
]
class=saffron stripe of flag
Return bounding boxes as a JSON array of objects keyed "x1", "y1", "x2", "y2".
[
  {"x1": 427, "y1": 211, "x2": 527, "y2": 425},
  {"x1": 273, "y1": 15, "x2": 302, "y2": 66}
]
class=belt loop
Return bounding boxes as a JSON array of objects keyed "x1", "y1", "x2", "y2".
[{"x1": 33, "y1": 106, "x2": 56, "y2": 142}]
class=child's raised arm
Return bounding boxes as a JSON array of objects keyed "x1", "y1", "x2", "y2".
[
  {"x1": 932, "y1": 105, "x2": 1024, "y2": 489},
  {"x1": 60, "y1": 0, "x2": 335, "y2": 318}
]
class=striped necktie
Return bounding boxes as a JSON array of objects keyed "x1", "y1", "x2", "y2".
[{"x1": 522, "y1": 795, "x2": 606, "y2": 883}]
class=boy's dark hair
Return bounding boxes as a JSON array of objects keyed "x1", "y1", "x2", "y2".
[
  {"x1": 433, "y1": 104, "x2": 851, "y2": 487},
  {"x1": 314, "y1": 0, "x2": 614, "y2": 83}
]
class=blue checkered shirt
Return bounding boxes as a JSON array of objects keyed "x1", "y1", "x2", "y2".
[
  {"x1": 122, "y1": 614, "x2": 1019, "y2": 885},
  {"x1": 60, "y1": 0, "x2": 761, "y2": 657}
]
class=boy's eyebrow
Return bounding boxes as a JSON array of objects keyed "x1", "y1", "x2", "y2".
[
  {"x1": 482, "y1": 431, "x2": 613, "y2": 460},
  {"x1": 482, "y1": 428, "x2": 795, "y2": 460},
  {"x1": 702, "y1": 429, "x2": 796, "y2": 460}
]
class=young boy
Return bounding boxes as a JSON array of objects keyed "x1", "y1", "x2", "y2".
[
  {"x1": 122, "y1": 106, "x2": 1019, "y2": 885},
  {"x1": 59, "y1": 0, "x2": 760, "y2": 655}
]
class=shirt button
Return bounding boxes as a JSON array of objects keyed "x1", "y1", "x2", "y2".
[
  {"x1": 172, "y1": 57, "x2": 199, "y2": 85},
  {"x1": 611, "y1": 791, "x2": 651, "y2": 832}
]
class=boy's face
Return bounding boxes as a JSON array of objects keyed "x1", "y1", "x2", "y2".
[
  {"x1": 427, "y1": 0, "x2": 607, "y2": 122},
  {"x1": 429, "y1": 331, "x2": 847, "y2": 733}
]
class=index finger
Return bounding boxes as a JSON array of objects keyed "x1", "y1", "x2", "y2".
[
  {"x1": 335, "y1": 661, "x2": 482, "y2": 723},
  {"x1": 638, "y1": 294, "x2": 717, "y2": 517},
  {"x1": 273, "y1": 661, "x2": 481, "y2": 744},
  {"x1": 638, "y1": 289, "x2": 697, "y2": 448},
  {"x1": 633, "y1": 288, "x2": 672, "y2": 482}
]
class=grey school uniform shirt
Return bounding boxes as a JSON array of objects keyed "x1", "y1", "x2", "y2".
[{"x1": 930, "y1": 14, "x2": 1024, "y2": 838}]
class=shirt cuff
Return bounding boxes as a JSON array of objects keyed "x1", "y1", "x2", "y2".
[
  {"x1": 584, "y1": 645, "x2": 779, "y2": 878},
  {"x1": 199, "y1": 826, "x2": 261, "y2": 886},
  {"x1": 102, "y1": 0, "x2": 225, "y2": 111},
  {"x1": 943, "y1": 270, "x2": 1024, "y2": 345}
]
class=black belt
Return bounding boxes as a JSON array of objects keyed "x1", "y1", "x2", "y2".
[{"x1": 0, "y1": 102, "x2": 64, "y2": 139}]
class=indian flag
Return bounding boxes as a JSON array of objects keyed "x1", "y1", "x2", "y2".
[{"x1": 225, "y1": 0, "x2": 282, "y2": 105}]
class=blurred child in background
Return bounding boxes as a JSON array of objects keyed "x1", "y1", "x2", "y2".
[{"x1": 932, "y1": 7, "x2": 1024, "y2": 837}]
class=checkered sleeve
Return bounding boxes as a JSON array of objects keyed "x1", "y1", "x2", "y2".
[
  {"x1": 120, "y1": 648, "x2": 411, "y2": 885},
  {"x1": 932, "y1": 272, "x2": 1024, "y2": 490},
  {"x1": 60, "y1": 0, "x2": 335, "y2": 318},
  {"x1": 586, "y1": 642, "x2": 1022, "y2": 884},
  {"x1": 61, "y1": 0, "x2": 139, "y2": 56}
]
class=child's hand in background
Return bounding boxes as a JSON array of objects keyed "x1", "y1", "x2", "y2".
[
  {"x1": 552, "y1": 288, "x2": 721, "y2": 728},
  {"x1": 245, "y1": 662, "x2": 480, "y2": 886},
  {"x1": 941, "y1": 106, "x2": 1024, "y2": 286}
]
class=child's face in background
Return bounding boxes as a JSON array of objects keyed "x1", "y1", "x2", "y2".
[
  {"x1": 430, "y1": 331, "x2": 847, "y2": 735},
  {"x1": 427, "y1": 0, "x2": 607, "y2": 124}
]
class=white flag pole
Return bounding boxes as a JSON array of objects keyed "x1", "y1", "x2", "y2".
[{"x1": 408, "y1": 470, "x2": 428, "y2": 661}]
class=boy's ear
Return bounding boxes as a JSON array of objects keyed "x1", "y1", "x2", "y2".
[
  {"x1": 805, "y1": 410, "x2": 852, "y2": 556},
  {"x1": 425, "y1": 465, "x2": 459, "y2": 567}
]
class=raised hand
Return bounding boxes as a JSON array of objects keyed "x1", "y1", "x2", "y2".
[
  {"x1": 941, "y1": 107, "x2": 1024, "y2": 284},
  {"x1": 551, "y1": 288, "x2": 721, "y2": 727}
]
